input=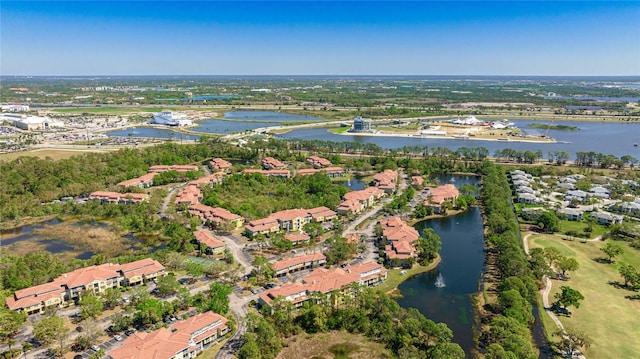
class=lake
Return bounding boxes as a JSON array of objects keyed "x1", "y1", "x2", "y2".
[
  {"x1": 192, "y1": 119, "x2": 282, "y2": 134},
  {"x1": 106, "y1": 127, "x2": 201, "y2": 140},
  {"x1": 277, "y1": 119, "x2": 640, "y2": 160},
  {"x1": 397, "y1": 207, "x2": 485, "y2": 356}
]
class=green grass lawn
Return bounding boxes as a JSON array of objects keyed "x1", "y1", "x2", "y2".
[
  {"x1": 328, "y1": 126, "x2": 351, "y2": 134},
  {"x1": 557, "y1": 219, "x2": 609, "y2": 239},
  {"x1": 529, "y1": 235, "x2": 640, "y2": 359},
  {"x1": 376, "y1": 257, "x2": 440, "y2": 294}
]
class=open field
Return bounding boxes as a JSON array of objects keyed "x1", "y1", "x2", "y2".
[
  {"x1": 0, "y1": 147, "x2": 123, "y2": 161},
  {"x1": 276, "y1": 331, "x2": 391, "y2": 359},
  {"x1": 529, "y1": 235, "x2": 640, "y2": 359}
]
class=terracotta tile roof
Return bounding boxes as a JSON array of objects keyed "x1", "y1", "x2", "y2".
[
  {"x1": 259, "y1": 282, "x2": 308, "y2": 305},
  {"x1": 427, "y1": 184, "x2": 459, "y2": 205},
  {"x1": 272, "y1": 253, "x2": 326, "y2": 272},
  {"x1": 374, "y1": 169, "x2": 398, "y2": 188},
  {"x1": 109, "y1": 311, "x2": 227, "y2": 359},
  {"x1": 307, "y1": 156, "x2": 332, "y2": 168},
  {"x1": 117, "y1": 173, "x2": 156, "y2": 187},
  {"x1": 344, "y1": 233, "x2": 362, "y2": 243},
  {"x1": 209, "y1": 158, "x2": 232, "y2": 170},
  {"x1": 243, "y1": 169, "x2": 291, "y2": 177},
  {"x1": 284, "y1": 233, "x2": 311, "y2": 244},
  {"x1": 148, "y1": 165, "x2": 199, "y2": 173},
  {"x1": 189, "y1": 204, "x2": 243, "y2": 223},
  {"x1": 174, "y1": 184, "x2": 202, "y2": 205},
  {"x1": 188, "y1": 172, "x2": 225, "y2": 187},
  {"x1": 337, "y1": 199, "x2": 363, "y2": 213},
  {"x1": 261, "y1": 157, "x2": 286, "y2": 170},
  {"x1": 119, "y1": 258, "x2": 165, "y2": 279},
  {"x1": 245, "y1": 217, "x2": 280, "y2": 233},
  {"x1": 296, "y1": 167, "x2": 344, "y2": 177},
  {"x1": 411, "y1": 176, "x2": 424, "y2": 186},
  {"x1": 89, "y1": 191, "x2": 149, "y2": 204},
  {"x1": 194, "y1": 230, "x2": 225, "y2": 249}
]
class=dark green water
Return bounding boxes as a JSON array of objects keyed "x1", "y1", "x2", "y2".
[{"x1": 397, "y1": 207, "x2": 485, "y2": 356}]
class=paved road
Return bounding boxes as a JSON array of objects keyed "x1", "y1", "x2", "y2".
[{"x1": 217, "y1": 234, "x2": 253, "y2": 277}]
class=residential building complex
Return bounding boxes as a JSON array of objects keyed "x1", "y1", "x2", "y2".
[
  {"x1": 244, "y1": 207, "x2": 337, "y2": 237},
  {"x1": 425, "y1": 184, "x2": 459, "y2": 213},
  {"x1": 380, "y1": 217, "x2": 420, "y2": 267},
  {"x1": 194, "y1": 229, "x2": 226, "y2": 255},
  {"x1": 109, "y1": 311, "x2": 228, "y2": 359},
  {"x1": 259, "y1": 262, "x2": 387, "y2": 308},
  {"x1": 272, "y1": 253, "x2": 327, "y2": 276},
  {"x1": 189, "y1": 203, "x2": 245, "y2": 229},
  {"x1": 336, "y1": 187, "x2": 385, "y2": 215},
  {"x1": 296, "y1": 167, "x2": 345, "y2": 178},
  {"x1": 306, "y1": 156, "x2": 332, "y2": 168},
  {"x1": 89, "y1": 191, "x2": 149, "y2": 204},
  {"x1": 209, "y1": 158, "x2": 233, "y2": 171},
  {"x1": 242, "y1": 169, "x2": 291, "y2": 178},
  {"x1": 7, "y1": 258, "x2": 165, "y2": 314},
  {"x1": 261, "y1": 157, "x2": 286, "y2": 170}
]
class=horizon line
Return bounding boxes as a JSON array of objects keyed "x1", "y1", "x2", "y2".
[{"x1": 3, "y1": 74, "x2": 640, "y2": 78}]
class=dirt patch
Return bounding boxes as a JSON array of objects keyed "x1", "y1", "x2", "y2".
[
  {"x1": 33, "y1": 222, "x2": 134, "y2": 259},
  {"x1": 277, "y1": 331, "x2": 391, "y2": 359}
]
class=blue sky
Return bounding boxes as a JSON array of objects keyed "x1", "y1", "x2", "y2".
[{"x1": 1, "y1": 1, "x2": 639, "y2": 76}]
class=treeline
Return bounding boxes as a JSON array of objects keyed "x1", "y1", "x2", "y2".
[
  {"x1": 479, "y1": 162, "x2": 542, "y2": 359},
  {"x1": 201, "y1": 172, "x2": 347, "y2": 220},
  {"x1": 0, "y1": 140, "x2": 258, "y2": 220},
  {"x1": 237, "y1": 288, "x2": 464, "y2": 359}
]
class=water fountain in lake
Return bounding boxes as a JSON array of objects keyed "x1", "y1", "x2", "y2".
[{"x1": 435, "y1": 272, "x2": 446, "y2": 288}]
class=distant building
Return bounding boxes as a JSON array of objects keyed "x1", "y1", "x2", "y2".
[
  {"x1": 151, "y1": 111, "x2": 193, "y2": 126},
  {"x1": 1, "y1": 114, "x2": 64, "y2": 130},
  {"x1": 350, "y1": 116, "x2": 372, "y2": 133},
  {"x1": 194, "y1": 229, "x2": 226, "y2": 255},
  {"x1": 1, "y1": 104, "x2": 30, "y2": 112},
  {"x1": 88, "y1": 191, "x2": 149, "y2": 204}
]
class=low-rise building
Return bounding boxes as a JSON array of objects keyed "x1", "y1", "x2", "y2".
[
  {"x1": 6, "y1": 258, "x2": 165, "y2": 314},
  {"x1": 188, "y1": 172, "x2": 225, "y2": 187},
  {"x1": 259, "y1": 262, "x2": 386, "y2": 308},
  {"x1": 174, "y1": 184, "x2": 202, "y2": 206},
  {"x1": 242, "y1": 169, "x2": 291, "y2": 178},
  {"x1": 149, "y1": 165, "x2": 199, "y2": 173},
  {"x1": 380, "y1": 217, "x2": 420, "y2": 268},
  {"x1": 425, "y1": 184, "x2": 459, "y2": 213},
  {"x1": 337, "y1": 187, "x2": 385, "y2": 215},
  {"x1": 188, "y1": 204, "x2": 245, "y2": 230},
  {"x1": 194, "y1": 229, "x2": 226, "y2": 255},
  {"x1": 272, "y1": 253, "x2": 326, "y2": 276},
  {"x1": 556, "y1": 207, "x2": 584, "y2": 221},
  {"x1": 245, "y1": 207, "x2": 337, "y2": 237},
  {"x1": 284, "y1": 232, "x2": 311, "y2": 245},
  {"x1": 261, "y1": 157, "x2": 286, "y2": 170},
  {"x1": 109, "y1": 311, "x2": 228, "y2": 359},
  {"x1": 411, "y1": 176, "x2": 424, "y2": 187},
  {"x1": 521, "y1": 207, "x2": 545, "y2": 221},
  {"x1": 209, "y1": 158, "x2": 233, "y2": 171},
  {"x1": 374, "y1": 169, "x2": 398, "y2": 193},
  {"x1": 117, "y1": 173, "x2": 156, "y2": 188},
  {"x1": 296, "y1": 167, "x2": 345, "y2": 178},
  {"x1": 307, "y1": 156, "x2": 332, "y2": 168},
  {"x1": 88, "y1": 191, "x2": 149, "y2": 204},
  {"x1": 591, "y1": 211, "x2": 624, "y2": 225}
]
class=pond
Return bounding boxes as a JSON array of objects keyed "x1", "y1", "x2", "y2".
[
  {"x1": 341, "y1": 176, "x2": 367, "y2": 191},
  {"x1": 398, "y1": 207, "x2": 485, "y2": 356}
]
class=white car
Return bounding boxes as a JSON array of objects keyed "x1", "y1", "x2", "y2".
[
  {"x1": 91, "y1": 345, "x2": 100, "y2": 351},
  {"x1": 114, "y1": 335, "x2": 123, "y2": 341}
]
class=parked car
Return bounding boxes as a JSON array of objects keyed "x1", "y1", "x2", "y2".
[
  {"x1": 125, "y1": 329, "x2": 136, "y2": 336},
  {"x1": 91, "y1": 345, "x2": 100, "y2": 352},
  {"x1": 114, "y1": 335, "x2": 123, "y2": 341}
]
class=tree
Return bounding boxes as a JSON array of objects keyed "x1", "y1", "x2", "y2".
[
  {"x1": 157, "y1": 273, "x2": 181, "y2": 296},
  {"x1": 600, "y1": 242, "x2": 624, "y2": 263},
  {"x1": 543, "y1": 247, "x2": 562, "y2": 267},
  {"x1": 33, "y1": 316, "x2": 68, "y2": 353},
  {"x1": 101, "y1": 287, "x2": 122, "y2": 310},
  {"x1": 415, "y1": 228, "x2": 442, "y2": 265},
  {"x1": 618, "y1": 264, "x2": 639, "y2": 289},
  {"x1": 200, "y1": 282, "x2": 233, "y2": 314},
  {"x1": 537, "y1": 211, "x2": 560, "y2": 233},
  {"x1": 0, "y1": 310, "x2": 27, "y2": 349},
  {"x1": 79, "y1": 293, "x2": 104, "y2": 320},
  {"x1": 186, "y1": 262, "x2": 203, "y2": 278},
  {"x1": 554, "y1": 329, "x2": 591, "y2": 358},
  {"x1": 556, "y1": 256, "x2": 579, "y2": 278},
  {"x1": 553, "y1": 286, "x2": 584, "y2": 311}
]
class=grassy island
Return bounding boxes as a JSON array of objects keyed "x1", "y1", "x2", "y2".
[{"x1": 528, "y1": 123, "x2": 580, "y2": 131}]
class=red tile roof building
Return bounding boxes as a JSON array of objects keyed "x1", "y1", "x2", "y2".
[
  {"x1": 6, "y1": 258, "x2": 165, "y2": 314},
  {"x1": 244, "y1": 207, "x2": 337, "y2": 237},
  {"x1": 373, "y1": 169, "x2": 398, "y2": 193},
  {"x1": 188, "y1": 172, "x2": 225, "y2": 187},
  {"x1": 242, "y1": 169, "x2": 291, "y2": 178},
  {"x1": 425, "y1": 184, "x2": 459, "y2": 214},
  {"x1": 117, "y1": 173, "x2": 156, "y2": 188},
  {"x1": 209, "y1": 158, "x2": 233, "y2": 170},
  {"x1": 284, "y1": 232, "x2": 311, "y2": 245},
  {"x1": 261, "y1": 157, "x2": 286, "y2": 170},
  {"x1": 259, "y1": 262, "x2": 387, "y2": 308},
  {"x1": 337, "y1": 187, "x2": 385, "y2": 215},
  {"x1": 380, "y1": 217, "x2": 420, "y2": 267},
  {"x1": 411, "y1": 176, "x2": 424, "y2": 187},
  {"x1": 194, "y1": 229, "x2": 226, "y2": 254},
  {"x1": 296, "y1": 167, "x2": 344, "y2": 178},
  {"x1": 109, "y1": 311, "x2": 228, "y2": 359},
  {"x1": 188, "y1": 204, "x2": 245, "y2": 229},
  {"x1": 174, "y1": 184, "x2": 202, "y2": 206},
  {"x1": 88, "y1": 191, "x2": 149, "y2": 204},
  {"x1": 306, "y1": 156, "x2": 332, "y2": 168},
  {"x1": 148, "y1": 164, "x2": 199, "y2": 173},
  {"x1": 272, "y1": 253, "x2": 326, "y2": 276}
]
